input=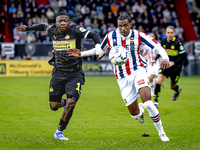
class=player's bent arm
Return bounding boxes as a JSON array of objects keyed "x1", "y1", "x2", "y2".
[
  {"x1": 153, "y1": 45, "x2": 169, "y2": 61},
  {"x1": 81, "y1": 48, "x2": 96, "y2": 57}
]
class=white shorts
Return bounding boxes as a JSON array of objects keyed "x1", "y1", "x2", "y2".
[
  {"x1": 117, "y1": 67, "x2": 150, "y2": 106},
  {"x1": 147, "y1": 64, "x2": 160, "y2": 77}
]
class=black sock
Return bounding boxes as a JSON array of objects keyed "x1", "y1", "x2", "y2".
[
  {"x1": 173, "y1": 85, "x2": 179, "y2": 93},
  {"x1": 154, "y1": 84, "x2": 161, "y2": 102},
  {"x1": 58, "y1": 119, "x2": 69, "y2": 131}
]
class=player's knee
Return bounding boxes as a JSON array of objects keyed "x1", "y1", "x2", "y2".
[
  {"x1": 66, "y1": 99, "x2": 76, "y2": 111},
  {"x1": 49, "y1": 102, "x2": 59, "y2": 111}
]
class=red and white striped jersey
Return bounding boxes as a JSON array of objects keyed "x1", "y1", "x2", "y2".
[{"x1": 101, "y1": 28, "x2": 161, "y2": 79}]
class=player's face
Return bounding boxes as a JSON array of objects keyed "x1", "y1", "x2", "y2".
[
  {"x1": 166, "y1": 28, "x2": 175, "y2": 41},
  {"x1": 118, "y1": 19, "x2": 131, "y2": 37},
  {"x1": 56, "y1": 15, "x2": 70, "y2": 32}
]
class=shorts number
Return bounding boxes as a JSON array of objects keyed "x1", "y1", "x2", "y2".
[{"x1": 76, "y1": 83, "x2": 83, "y2": 95}]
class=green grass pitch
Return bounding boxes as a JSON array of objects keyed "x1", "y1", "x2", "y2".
[{"x1": 0, "y1": 75, "x2": 200, "y2": 150}]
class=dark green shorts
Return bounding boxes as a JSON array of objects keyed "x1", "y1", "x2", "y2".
[{"x1": 159, "y1": 66, "x2": 182, "y2": 83}]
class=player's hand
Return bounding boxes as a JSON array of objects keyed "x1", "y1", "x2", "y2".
[
  {"x1": 169, "y1": 61, "x2": 175, "y2": 67},
  {"x1": 160, "y1": 59, "x2": 170, "y2": 69},
  {"x1": 151, "y1": 60, "x2": 155, "y2": 66},
  {"x1": 17, "y1": 25, "x2": 27, "y2": 32},
  {"x1": 96, "y1": 53, "x2": 105, "y2": 60},
  {"x1": 67, "y1": 48, "x2": 81, "y2": 57}
]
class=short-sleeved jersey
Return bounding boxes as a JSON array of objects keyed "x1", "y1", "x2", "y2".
[
  {"x1": 101, "y1": 28, "x2": 162, "y2": 79},
  {"x1": 46, "y1": 24, "x2": 89, "y2": 72},
  {"x1": 161, "y1": 37, "x2": 185, "y2": 67}
]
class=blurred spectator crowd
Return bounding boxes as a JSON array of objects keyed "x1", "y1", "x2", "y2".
[{"x1": 0, "y1": 0, "x2": 199, "y2": 44}]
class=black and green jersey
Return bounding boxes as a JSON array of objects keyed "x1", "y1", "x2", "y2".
[
  {"x1": 26, "y1": 24, "x2": 90, "y2": 72},
  {"x1": 161, "y1": 37, "x2": 186, "y2": 68}
]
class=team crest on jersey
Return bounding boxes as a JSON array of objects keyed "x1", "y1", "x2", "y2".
[
  {"x1": 130, "y1": 37, "x2": 134, "y2": 43},
  {"x1": 65, "y1": 35, "x2": 70, "y2": 39},
  {"x1": 79, "y1": 27, "x2": 86, "y2": 32},
  {"x1": 171, "y1": 45, "x2": 175, "y2": 49}
]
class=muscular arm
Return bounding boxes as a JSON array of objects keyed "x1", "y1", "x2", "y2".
[
  {"x1": 86, "y1": 32, "x2": 101, "y2": 44},
  {"x1": 18, "y1": 24, "x2": 49, "y2": 32},
  {"x1": 26, "y1": 24, "x2": 48, "y2": 31}
]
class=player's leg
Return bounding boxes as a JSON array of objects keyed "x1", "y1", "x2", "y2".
[
  {"x1": 154, "y1": 73, "x2": 166, "y2": 105},
  {"x1": 55, "y1": 71, "x2": 85, "y2": 140},
  {"x1": 127, "y1": 99, "x2": 145, "y2": 123},
  {"x1": 135, "y1": 69, "x2": 169, "y2": 141},
  {"x1": 139, "y1": 87, "x2": 169, "y2": 141},
  {"x1": 117, "y1": 73, "x2": 144, "y2": 123},
  {"x1": 49, "y1": 77, "x2": 66, "y2": 111},
  {"x1": 170, "y1": 72, "x2": 182, "y2": 101},
  {"x1": 148, "y1": 74, "x2": 155, "y2": 96}
]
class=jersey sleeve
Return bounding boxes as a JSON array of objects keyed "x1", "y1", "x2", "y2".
[
  {"x1": 26, "y1": 24, "x2": 49, "y2": 32},
  {"x1": 139, "y1": 32, "x2": 160, "y2": 49},
  {"x1": 73, "y1": 25, "x2": 90, "y2": 38},
  {"x1": 100, "y1": 32, "x2": 112, "y2": 52},
  {"x1": 177, "y1": 41, "x2": 186, "y2": 54}
]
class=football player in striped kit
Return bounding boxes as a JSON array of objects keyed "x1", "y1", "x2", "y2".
[
  {"x1": 68, "y1": 13, "x2": 170, "y2": 141},
  {"x1": 142, "y1": 33, "x2": 161, "y2": 97}
]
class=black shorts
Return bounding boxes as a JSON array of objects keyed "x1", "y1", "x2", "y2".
[
  {"x1": 159, "y1": 66, "x2": 182, "y2": 83},
  {"x1": 49, "y1": 70, "x2": 85, "y2": 102}
]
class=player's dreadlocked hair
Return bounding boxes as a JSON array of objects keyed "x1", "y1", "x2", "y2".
[
  {"x1": 117, "y1": 13, "x2": 132, "y2": 23},
  {"x1": 56, "y1": 12, "x2": 79, "y2": 20}
]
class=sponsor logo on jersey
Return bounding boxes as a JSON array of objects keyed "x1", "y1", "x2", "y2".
[
  {"x1": 138, "y1": 79, "x2": 145, "y2": 86},
  {"x1": 165, "y1": 49, "x2": 179, "y2": 56},
  {"x1": 53, "y1": 39, "x2": 76, "y2": 51}
]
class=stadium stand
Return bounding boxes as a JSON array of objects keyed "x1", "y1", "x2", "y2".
[{"x1": 0, "y1": 0, "x2": 199, "y2": 44}]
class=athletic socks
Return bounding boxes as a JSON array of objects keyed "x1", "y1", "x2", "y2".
[
  {"x1": 131, "y1": 105, "x2": 143, "y2": 120},
  {"x1": 58, "y1": 118, "x2": 69, "y2": 131},
  {"x1": 144, "y1": 101, "x2": 165, "y2": 135},
  {"x1": 154, "y1": 84, "x2": 161, "y2": 102}
]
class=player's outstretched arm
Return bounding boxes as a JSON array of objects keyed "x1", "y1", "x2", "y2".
[
  {"x1": 17, "y1": 24, "x2": 48, "y2": 32},
  {"x1": 17, "y1": 25, "x2": 27, "y2": 32}
]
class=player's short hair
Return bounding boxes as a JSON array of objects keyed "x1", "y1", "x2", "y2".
[
  {"x1": 166, "y1": 25, "x2": 175, "y2": 31},
  {"x1": 117, "y1": 13, "x2": 132, "y2": 23},
  {"x1": 56, "y1": 12, "x2": 79, "y2": 20}
]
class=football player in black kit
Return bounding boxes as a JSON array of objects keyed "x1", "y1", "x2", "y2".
[
  {"x1": 153, "y1": 25, "x2": 186, "y2": 109},
  {"x1": 17, "y1": 12, "x2": 102, "y2": 140}
]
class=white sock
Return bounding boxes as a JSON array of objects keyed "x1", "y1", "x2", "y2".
[
  {"x1": 131, "y1": 105, "x2": 143, "y2": 120},
  {"x1": 144, "y1": 100, "x2": 165, "y2": 135}
]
